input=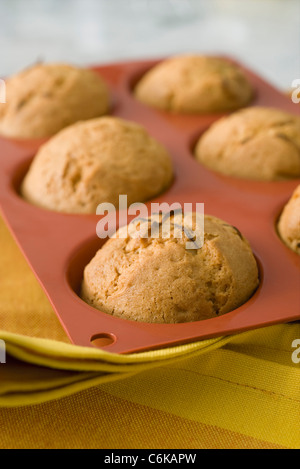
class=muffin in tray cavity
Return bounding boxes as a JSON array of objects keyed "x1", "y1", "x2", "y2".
[
  {"x1": 134, "y1": 55, "x2": 253, "y2": 113},
  {"x1": 195, "y1": 107, "x2": 300, "y2": 181},
  {"x1": 82, "y1": 213, "x2": 259, "y2": 323},
  {"x1": 21, "y1": 117, "x2": 173, "y2": 214},
  {"x1": 0, "y1": 63, "x2": 109, "y2": 139},
  {"x1": 278, "y1": 185, "x2": 300, "y2": 254}
]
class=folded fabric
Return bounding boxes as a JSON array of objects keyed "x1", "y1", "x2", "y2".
[
  {"x1": 0, "y1": 328, "x2": 232, "y2": 406},
  {"x1": 0, "y1": 215, "x2": 299, "y2": 449}
]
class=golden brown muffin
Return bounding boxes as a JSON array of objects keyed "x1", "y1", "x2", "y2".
[
  {"x1": 195, "y1": 107, "x2": 300, "y2": 181},
  {"x1": 21, "y1": 117, "x2": 173, "y2": 214},
  {"x1": 278, "y1": 185, "x2": 300, "y2": 254},
  {"x1": 0, "y1": 63, "x2": 109, "y2": 139},
  {"x1": 81, "y1": 213, "x2": 259, "y2": 323},
  {"x1": 134, "y1": 55, "x2": 253, "y2": 113}
]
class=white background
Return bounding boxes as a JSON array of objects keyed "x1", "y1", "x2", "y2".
[{"x1": 0, "y1": 0, "x2": 299, "y2": 90}]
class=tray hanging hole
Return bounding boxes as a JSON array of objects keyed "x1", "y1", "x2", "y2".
[{"x1": 90, "y1": 333, "x2": 116, "y2": 348}]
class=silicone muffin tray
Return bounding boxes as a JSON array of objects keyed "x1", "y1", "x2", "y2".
[{"x1": 0, "y1": 57, "x2": 299, "y2": 354}]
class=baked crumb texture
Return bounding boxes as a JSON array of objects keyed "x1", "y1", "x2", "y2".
[
  {"x1": 21, "y1": 117, "x2": 174, "y2": 213},
  {"x1": 82, "y1": 214, "x2": 259, "y2": 323},
  {"x1": 195, "y1": 107, "x2": 300, "y2": 181},
  {"x1": 278, "y1": 185, "x2": 300, "y2": 254},
  {"x1": 134, "y1": 55, "x2": 253, "y2": 113},
  {"x1": 0, "y1": 63, "x2": 110, "y2": 138}
]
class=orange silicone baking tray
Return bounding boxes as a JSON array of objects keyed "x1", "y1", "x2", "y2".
[{"x1": 0, "y1": 57, "x2": 299, "y2": 354}]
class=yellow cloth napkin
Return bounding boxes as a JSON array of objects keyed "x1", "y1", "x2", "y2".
[{"x1": 0, "y1": 215, "x2": 299, "y2": 449}]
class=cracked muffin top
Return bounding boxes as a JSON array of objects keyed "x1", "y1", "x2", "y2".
[
  {"x1": 81, "y1": 213, "x2": 259, "y2": 323},
  {"x1": 0, "y1": 63, "x2": 109, "y2": 139},
  {"x1": 195, "y1": 107, "x2": 300, "y2": 181},
  {"x1": 134, "y1": 55, "x2": 253, "y2": 113},
  {"x1": 21, "y1": 117, "x2": 174, "y2": 214},
  {"x1": 278, "y1": 185, "x2": 300, "y2": 254}
]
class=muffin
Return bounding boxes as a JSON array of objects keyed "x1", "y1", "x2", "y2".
[
  {"x1": 0, "y1": 63, "x2": 109, "y2": 139},
  {"x1": 195, "y1": 107, "x2": 300, "y2": 181},
  {"x1": 82, "y1": 213, "x2": 259, "y2": 323},
  {"x1": 134, "y1": 55, "x2": 253, "y2": 113},
  {"x1": 278, "y1": 185, "x2": 300, "y2": 254},
  {"x1": 21, "y1": 117, "x2": 173, "y2": 214}
]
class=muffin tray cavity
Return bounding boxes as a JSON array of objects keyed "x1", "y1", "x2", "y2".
[{"x1": 0, "y1": 57, "x2": 299, "y2": 354}]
